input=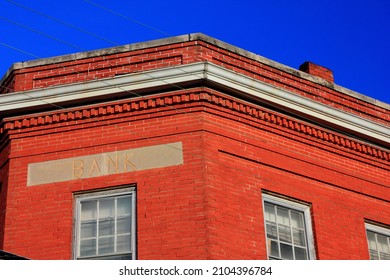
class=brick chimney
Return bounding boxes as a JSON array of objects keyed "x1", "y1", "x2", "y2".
[{"x1": 299, "y1": 62, "x2": 334, "y2": 83}]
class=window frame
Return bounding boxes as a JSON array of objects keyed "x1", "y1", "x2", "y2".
[
  {"x1": 73, "y1": 186, "x2": 136, "y2": 260},
  {"x1": 262, "y1": 193, "x2": 316, "y2": 260},
  {"x1": 365, "y1": 223, "x2": 390, "y2": 260}
]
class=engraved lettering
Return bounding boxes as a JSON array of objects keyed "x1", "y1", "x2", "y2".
[
  {"x1": 107, "y1": 155, "x2": 119, "y2": 173},
  {"x1": 124, "y1": 153, "x2": 136, "y2": 171},
  {"x1": 73, "y1": 160, "x2": 84, "y2": 179},
  {"x1": 27, "y1": 142, "x2": 182, "y2": 186},
  {"x1": 89, "y1": 159, "x2": 102, "y2": 176}
]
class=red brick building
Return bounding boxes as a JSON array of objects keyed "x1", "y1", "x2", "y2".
[{"x1": 0, "y1": 34, "x2": 389, "y2": 260}]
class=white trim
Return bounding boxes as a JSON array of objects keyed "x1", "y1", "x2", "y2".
[
  {"x1": 262, "y1": 193, "x2": 316, "y2": 260},
  {"x1": 365, "y1": 222, "x2": 390, "y2": 260},
  {"x1": 1, "y1": 62, "x2": 389, "y2": 144},
  {"x1": 73, "y1": 186, "x2": 136, "y2": 260},
  {"x1": 365, "y1": 223, "x2": 390, "y2": 236}
]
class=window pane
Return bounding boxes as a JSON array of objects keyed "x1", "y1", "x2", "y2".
[
  {"x1": 266, "y1": 221, "x2": 277, "y2": 240},
  {"x1": 291, "y1": 211, "x2": 304, "y2": 228},
  {"x1": 99, "y1": 219, "x2": 115, "y2": 236},
  {"x1": 98, "y1": 237, "x2": 114, "y2": 255},
  {"x1": 81, "y1": 200, "x2": 97, "y2": 221},
  {"x1": 379, "y1": 252, "x2": 390, "y2": 260},
  {"x1": 377, "y1": 234, "x2": 389, "y2": 253},
  {"x1": 81, "y1": 221, "x2": 97, "y2": 238},
  {"x1": 367, "y1": 231, "x2": 377, "y2": 250},
  {"x1": 294, "y1": 247, "x2": 307, "y2": 260},
  {"x1": 117, "y1": 216, "x2": 131, "y2": 234},
  {"x1": 117, "y1": 235, "x2": 131, "y2": 253},
  {"x1": 369, "y1": 249, "x2": 379, "y2": 260},
  {"x1": 99, "y1": 198, "x2": 115, "y2": 218},
  {"x1": 268, "y1": 240, "x2": 279, "y2": 259},
  {"x1": 280, "y1": 243, "x2": 293, "y2": 260},
  {"x1": 92, "y1": 254, "x2": 132, "y2": 260},
  {"x1": 118, "y1": 196, "x2": 131, "y2": 216},
  {"x1": 293, "y1": 228, "x2": 306, "y2": 246},
  {"x1": 80, "y1": 239, "x2": 96, "y2": 257},
  {"x1": 76, "y1": 189, "x2": 135, "y2": 260},
  {"x1": 262, "y1": 196, "x2": 314, "y2": 260},
  {"x1": 276, "y1": 207, "x2": 290, "y2": 226},
  {"x1": 264, "y1": 203, "x2": 276, "y2": 222},
  {"x1": 278, "y1": 224, "x2": 292, "y2": 243}
]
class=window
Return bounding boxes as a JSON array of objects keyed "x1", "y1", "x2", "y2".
[
  {"x1": 366, "y1": 223, "x2": 390, "y2": 260},
  {"x1": 74, "y1": 187, "x2": 136, "y2": 260},
  {"x1": 262, "y1": 193, "x2": 315, "y2": 260}
]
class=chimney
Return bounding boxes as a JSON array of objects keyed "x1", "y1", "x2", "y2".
[{"x1": 299, "y1": 62, "x2": 334, "y2": 83}]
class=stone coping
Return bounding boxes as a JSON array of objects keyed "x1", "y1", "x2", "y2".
[{"x1": 1, "y1": 33, "x2": 389, "y2": 110}]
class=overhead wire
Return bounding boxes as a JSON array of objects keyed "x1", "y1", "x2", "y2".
[
  {"x1": 5, "y1": 0, "x2": 120, "y2": 46},
  {"x1": 1, "y1": 0, "x2": 205, "y2": 97},
  {"x1": 82, "y1": 0, "x2": 172, "y2": 37},
  {"x1": 1, "y1": 1, "x2": 385, "y2": 171},
  {"x1": 0, "y1": 42, "x2": 41, "y2": 59},
  {"x1": 0, "y1": 13, "x2": 206, "y2": 139},
  {"x1": 0, "y1": 16, "x2": 84, "y2": 51},
  {"x1": 1, "y1": 0, "x2": 206, "y2": 96}
]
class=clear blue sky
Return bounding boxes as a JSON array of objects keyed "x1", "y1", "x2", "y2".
[{"x1": 1, "y1": 0, "x2": 389, "y2": 104}]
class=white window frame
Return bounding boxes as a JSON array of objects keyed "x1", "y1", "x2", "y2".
[
  {"x1": 365, "y1": 223, "x2": 390, "y2": 260},
  {"x1": 73, "y1": 186, "x2": 136, "y2": 260},
  {"x1": 262, "y1": 193, "x2": 316, "y2": 260}
]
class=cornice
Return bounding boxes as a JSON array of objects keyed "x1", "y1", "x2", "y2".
[
  {"x1": 1, "y1": 62, "x2": 388, "y2": 147},
  {"x1": 1, "y1": 88, "x2": 389, "y2": 163},
  {"x1": 3, "y1": 33, "x2": 388, "y2": 110}
]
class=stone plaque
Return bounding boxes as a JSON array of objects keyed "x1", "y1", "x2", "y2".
[{"x1": 27, "y1": 142, "x2": 183, "y2": 186}]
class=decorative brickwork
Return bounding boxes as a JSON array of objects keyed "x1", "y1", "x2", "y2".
[
  {"x1": 0, "y1": 34, "x2": 388, "y2": 260},
  {"x1": 1, "y1": 89, "x2": 388, "y2": 163}
]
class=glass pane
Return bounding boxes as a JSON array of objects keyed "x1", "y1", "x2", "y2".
[
  {"x1": 98, "y1": 237, "x2": 114, "y2": 255},
  {"x1": 117, "y1": 216, "x2": 131, "y2": 234},
  {"x1": 291, "y1": 211, "x2": 304, "y2": 228},
  {"x1": 278, "y1": 224, "x2": 292, "y2": 243},
  {"x1": 118, "y1": 196, "x2": 131, "y2": 216},
  {"x1": 280, "y1": 243, "x2": 293, "y2": 260},
  {"x1": 294, "y1": 247, "x2": 307, "y2": 260},
  {"x1": 92, "y1": 254, "x2": 132, "y2": 260},
  {"x1": 80, "y1": 239, "x2": 96, "y2": 257},
  {"x1": 117, "y1": 235, "x2": 131, "y2": 253},
  {"x1": 367, "y1": 231, "x2": 377, "y2": 250},
  {"x1": 81, "y1": 200, "x2": 97, "y2": 221},
  {"x1": 377, "y1": 234, "x2": 389, "y2": 253},
  {"x1": 369, "y1": 249, "x2": 379, "y2": 260},
  {"x1": 81, "y1": 221, "x2": 97, "y2": 238},
  {"x1": 264, "y1": 203, "x2": 276, "y2": 222},
  {"x1": 379, "y1": 252, "x2": 390, "y2": 260},
  {"x1": 293, "y1": 228, "x2": 306, "y2": 246},
  {"x1": 268, "y1": 240, "x2": 279, "y2": 259},
  {"x1": 99, "y1": 219, "x2": 115, "y2": 236},
  {"x1": 266, "y1": 221, "x2": 277, "y2": 240},
  {"x1": 99, "y1": 198, "x2": 115, "y2": 218},
  {"x1": 277, "y1": 207, "x2": 290, "y2": 226}
]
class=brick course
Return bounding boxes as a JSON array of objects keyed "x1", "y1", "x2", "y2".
[{"x1": 0, "y1": 34, "x2": 388, "y2": 259}]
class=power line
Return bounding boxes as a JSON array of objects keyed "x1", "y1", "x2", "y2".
[
  {"x1": 0, "y1": 42, "x2": 41, "y2": 59},
  {"x1": 1, "y1": 42, "x2": 387, "y2": 174},
  {"x1": 3, "y1": 2, "x2": 384, "y2": 160},
  {"x1": 82, "y1": 0, "x2": 172, "y2": 37},
  {"x1": 5, "y1": 0, "x2": 120, "y2": 46},
  {"x1": 0, "y1": 16, "x2": 84, "y2": 51},
  {"x1": 0, "y1": 41, "x2": 187, "y2": 154}
]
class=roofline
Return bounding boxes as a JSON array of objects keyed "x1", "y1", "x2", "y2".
[
  {"x1": 1, "y1": 33, "x2": 389, "y2": 110},
  {"x1": 1, "y1": 62, "x2": 389, "y2": 146}
]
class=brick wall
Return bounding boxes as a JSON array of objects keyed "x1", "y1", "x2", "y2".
[
  {"x1": 2, "y1": 38, "x2": 389, "y2": 125},
  {"x1": 0, "y1": 35, "x2": 388, "y2": 259},
  {"x1": 1, "y1": 87, "x2": 388, "y2": 259}
]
